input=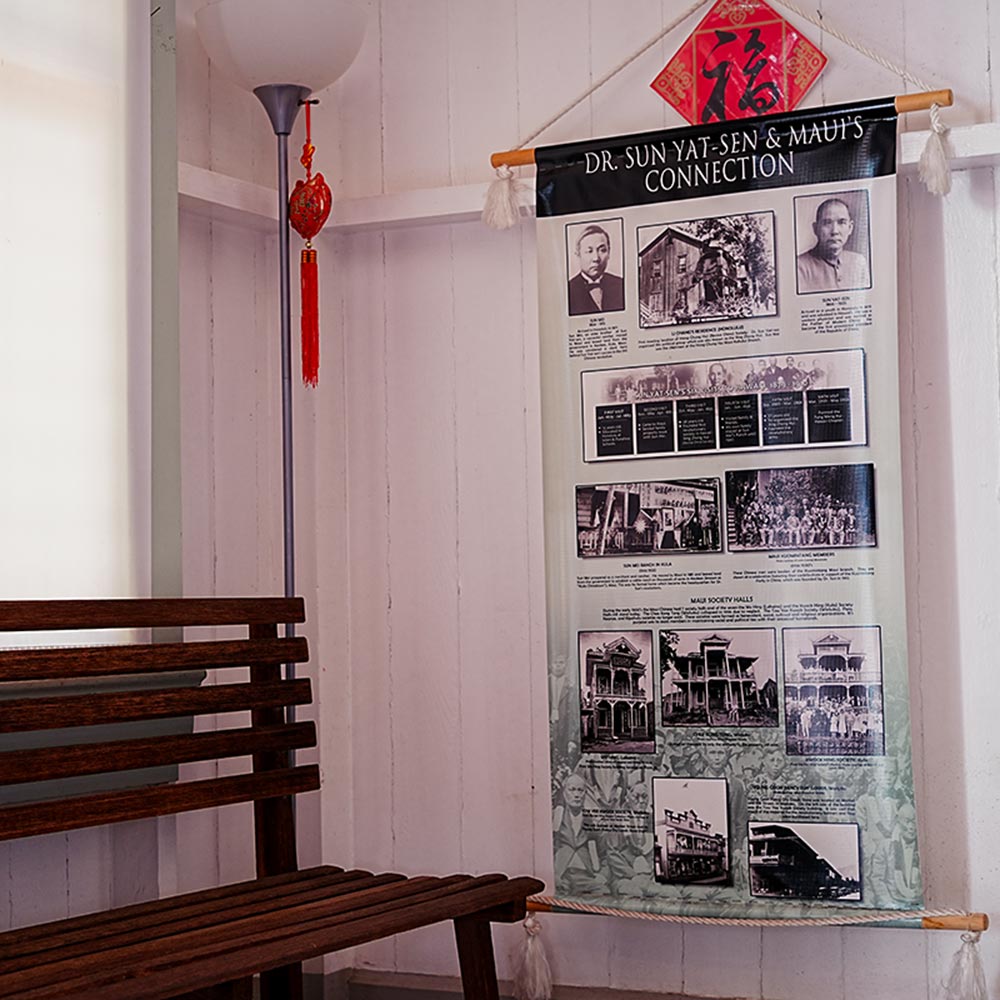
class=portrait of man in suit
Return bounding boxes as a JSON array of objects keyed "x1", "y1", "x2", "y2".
[
  {"x1": 795, "y1": 192, "x2": 872, "y2": 294},
  {"x1": 567, "y1": 222, "x2": 625, "y2": 316}
]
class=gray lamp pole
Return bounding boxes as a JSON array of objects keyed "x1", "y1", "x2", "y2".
[{"x1": 253, "y1": 84, "x2": 311, "y2": 654}]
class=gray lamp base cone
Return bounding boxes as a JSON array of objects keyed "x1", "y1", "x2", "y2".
[{"x1": 254, "y1": 84, "x2": 312, "y2": 135}]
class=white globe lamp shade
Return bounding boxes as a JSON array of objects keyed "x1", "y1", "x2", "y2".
[{"x1": 195, "y1": 0, "x2": 367, "y2": 94}]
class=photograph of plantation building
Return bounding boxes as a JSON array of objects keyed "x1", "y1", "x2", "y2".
[
  {"x1": 637, "y1": 212, "x2": 777, "y2": 328},
  {"x1": 783, "y1": 628, "x2": 885, "y2": 756},
  {"x1": 659, "y1": 629, "x2": 778, "y2": 727},
  {"x1": 749, "y1": 823, "x2": 861, "y2": 901},
  {"x1": 578, "y1": 631, "x2": 655, "y2": 754},
  {"x1": 653, "y1": 777, "x2": 730, "y2": 885}
]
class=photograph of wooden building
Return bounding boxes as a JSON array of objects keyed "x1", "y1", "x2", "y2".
[
  {"x1": 576, "y1": 480, "x2": 721, "y2": 557},
  {"x1": 637, "y1": 212, "x2": 777, "y2": 328},
  {"x1": 783, "y1": 627, "x2": 885, "y2": 756},
  {"x1": 652, "y1": 778, "x2": 730, "y2": 885},
  {"x1": 660, "y1": 629, "x2": 778, "y2": 727},
  {"x1": 578, "y1": 631, "x2": 655, "y2": 754},
  {"x1": 749, "y1": 823, "x2": 861, "y2": 901}
]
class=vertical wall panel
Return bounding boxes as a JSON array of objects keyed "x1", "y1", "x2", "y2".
[
  {"x1": 446, "y1": 0, "x2": 519, "y2": 185},
  {"x1": 452, "y1": 217, "x2": 536, "y2": 880},
  {"x1": 588, "y1": 0, "x2": 676, "y2": 138},
  {"x1": 898, "y1": 173, "x2": 973, "y2": 922},
  {"x1": 684, "y1": 925, "x2": 763, "y2": 999},
  {"x1": 810, "y1": 0, "x2": 906, "y2": 109},
  {"x1": 341, "y1": 229, "x2": 396, "y2": 973},
  {"x1": 176, "y1": 208, "x2": 222, "y2": 894},
  {"x1": 901, "y1": 0, "x2": 989, "y2": 127},
  {"x1": 515, "y1": 0, "x2": 593, "y2": 148},
  {"x1": 175, "y1": 15, "x2": 210, "y2": 171},
  {"x1": 381, "y1": 0, "x2": 452, "y2": 192},
  {"x1": 381, "y1": 224, "x2": 462, "y2": 874},
  {"x1": 8, "y1": 835, "x2": 68, "y2": 929},
  {"x1": 606, "y1": 917, "x2": 684, "y2": 994},
  {"x1": 842, "y1": 926, "x2": 930, "y2": 1000},
  {"x1": 382, "y1": 223, "x2": 462, "y2": 977},
  {"x1": 329, "y1": 0, "x2": 385, "y2": 200},
  {"x1": 761, "y1": 927, "x2": 844, "y2": 1000}
]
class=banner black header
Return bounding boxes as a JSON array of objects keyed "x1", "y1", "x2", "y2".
[{"x1": 535, "y1": 98, "x2": 897, "y2": 217}]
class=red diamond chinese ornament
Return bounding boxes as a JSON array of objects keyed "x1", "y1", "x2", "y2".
[
  {"x1": 289, "y1": 101, "x2": 332, "y2": 388},
  {"x1": 651, "y1": 0, "x2": 827, "y2": 125}
]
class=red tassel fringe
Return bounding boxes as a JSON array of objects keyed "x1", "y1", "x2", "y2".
[{"x1": 301, "y1": 248, "x2": 319, "y2": 387}]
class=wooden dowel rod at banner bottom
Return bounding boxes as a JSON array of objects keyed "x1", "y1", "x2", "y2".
[
  {"x1": 922, "y1": 913, "x2": 990, "y2": 932},
  {"x1": 490, "y1": 89, "x2": 954, "y2": 169},
  {"x1": 526, "y1": 900, "x2": 988, "y2": 932}
]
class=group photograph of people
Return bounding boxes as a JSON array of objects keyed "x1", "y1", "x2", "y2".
[
  {"x1": 726, "y1": 464, "x2": 877, "y2": 551},
  {"x1": 586, "y1": 349, "x2": 858, "y2": 406}
]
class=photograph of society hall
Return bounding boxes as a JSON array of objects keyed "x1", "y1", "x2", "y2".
[{"x1": 0, "y1": 2, "x2": 995, "y2": 1000}]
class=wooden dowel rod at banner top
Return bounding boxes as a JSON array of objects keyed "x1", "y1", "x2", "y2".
[
  {"x1": 526, "y1": 900, "x2": 988, "y2": 932},
  {"x1": 896, "y1": 88, "x2": 953, "y2": 113},
  {"x1": 490, "y1": 147, "x2": 536, "y2": 169},
  {"x1": 490, "y1": 89, "x2": 954, "y2": 169}
]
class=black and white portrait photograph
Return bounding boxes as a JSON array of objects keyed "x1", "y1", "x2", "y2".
[
  {"x1": 749, "y1": 822, "x2": 861, "y2": 901},
  {"x1": 576, "y1": 480, "x2": 721, "y2": 557},
  {"x1": 578, "y1": 631, "x2": 655, "y2": 754},
  {"x1": 725, "y1": 464, "x2": 877, "y2": 552},
  {"x1": 566, "y1": 218, "x2": 625, "y2": 316},
  {"x1": 637, "y1": 211, "x2": 776, "y2": 328},
  {"x1": 660, "y1": 629, "x2": 778, "y2": 728},
  {"x1": 783, "y1": 626, "x2": 885, "y2": 756},
  {"x1": 794, "y1": 190, "x2": 872, "y2": 294},
  {"x1": 652, "y1": 777, "x2": 730, "y2": 886}
]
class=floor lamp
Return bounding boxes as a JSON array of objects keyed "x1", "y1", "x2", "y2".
[{"x1": 195, "y1": 0, "x2": 366, "y2": 656}]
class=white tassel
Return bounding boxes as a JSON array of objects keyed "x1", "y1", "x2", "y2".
[
  {"x1": 918, "y1": 102, "x2": 952, "y2": 196},
  {"x1": 943, "y1": 931, "x2": 989, "y2": 1000},
  {"x1": 482, "y1": 164, "x2": 524, "y2": 229},
  {"x1": 512, "y1": 913, "x2": 553, "y2": 1000}
]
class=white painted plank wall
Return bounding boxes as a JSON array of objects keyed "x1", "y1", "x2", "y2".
[
  {"x1": 331, "y1": 4, "x2": 999, "y2": 997},
  {"x1": 169, "y1": 2, "x2": 1000, "y2": 997}
]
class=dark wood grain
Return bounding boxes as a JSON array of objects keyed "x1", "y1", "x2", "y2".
[
  {"x1": 0, "y1": 872, "x2": 402, "y2": 970},
  {"x1": 248, "y1": 624, "x2": 299, "y2": 884},
  {"x1": 0, "y1": 876, "x2": 546, "y2": 999},
  {"x1": 0, "y1": 679, "x2": 312, "y2": 733},
  {"x1": 0, "y1": 722, "x2": 316, "y2": 785},
  {"x1": 454, "y1": 916, "x2": 500, "y2": 1000},
  {"x1": 0, "y1": 765, "x2": 320, "y2": 841},
  {"x1": 0, "y1": 597, "x2": 305, "y2": 632},
  {"x1": 0, "y1": 874, "x2": 507, "y2": 991},
  {"x1": 0, "y1": 867, "x2": 346, "y2": 953},
  {"x1": 0, "y1": 637, "x2": 308, "y2": 682},
  {"x1": 249, "y1": 622, "x2": 303, "y2": 1000},
  {"x1": 0, "y1": 596, "x2": 543, "y2": 1000}
]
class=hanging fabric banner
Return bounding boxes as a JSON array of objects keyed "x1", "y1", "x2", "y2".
[{"x1": 537, "y1": 98, "x2": 923, "y2": 917}]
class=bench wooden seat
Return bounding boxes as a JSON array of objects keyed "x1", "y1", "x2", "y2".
[{"x1": 0, "y1": 598, "x2": 543, "y2": 1000}]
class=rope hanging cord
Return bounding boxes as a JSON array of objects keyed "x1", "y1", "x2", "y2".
[
  {"x1": 529, "y1": 897, "x2": 988, "y2": 932},
  {"x1": 488, "y1": 0, "x2": 953, "y2": 169}
]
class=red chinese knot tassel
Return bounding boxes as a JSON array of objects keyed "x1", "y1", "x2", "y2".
[
  {"x1": 289, "y1": 101, "x2": 332, "y2": 387},
  {"x1": 301, "y1": 247, "x2": 319, "y2": 387}
]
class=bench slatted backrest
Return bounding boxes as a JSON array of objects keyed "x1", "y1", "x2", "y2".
[{"x1": 0, "y1": 598, "x2": 316, "y2": 878}]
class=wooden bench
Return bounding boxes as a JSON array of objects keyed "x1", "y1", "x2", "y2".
[{"x1": 0, "y1": 597, "x2": 543, "y2": 1000}]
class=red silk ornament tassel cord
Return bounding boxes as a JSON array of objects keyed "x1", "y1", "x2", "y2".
[
  {"x1": 301, "y1": 247, "x2": 319, "y2": 387},
  {"x1": 289, "y1": 100, "x2": 332, "y2": 388}
]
